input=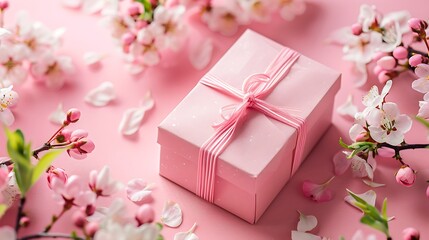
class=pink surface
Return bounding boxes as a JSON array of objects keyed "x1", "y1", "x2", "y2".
[
  {"x1": 1, "y1": 0, "x2": 429, "y2": 239},
  {"x1": 158, "y1": 30, "x2": 340, "y2": 223}
]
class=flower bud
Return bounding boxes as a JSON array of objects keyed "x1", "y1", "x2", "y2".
[
  {"x1": 402, "y1": 227, "x2": 420, "y2": 240},
  {"x1": 377, "y1": 56, "x2": 396, "y2": 70},
  {"x1": 47, "y1": 167, "x2": 68, "y2": 189},
  {"x1": 395, "y1": 165, "x2": 416, "y2": 187},
  {"x1": 20, "y1": 216, "x2": 30, "y2": 227},
  {"x1": 66, "y1": 108, "x2": 81, "y2": 124},
  {"x1": 135, "y1": 204, "x2": 155, "y2": 225},
  {"x1": 408, "y1": 18, "x2": 428, "y2": 32},
  {"x1": 355, "y1": 132, "x2": 369, "y2": 142},
  {"x1": 393, "y1": 46, "x2": 408, "y2": 60},
  {"x1": 85, "y1": 204, "x2": 96, "y2": 216},
  {"x1": 85, "y1": 221, "x2": 99, "y2": 237},
  {"x1": 128, "y1": 2, "x2": 141, "y2": 16},
  {"x1": 409, "y1": 54, "x2": 423, "y2": 67},
  {"x1": 351, "y1": 23, "x2": 363, "y2": 35},
  {"x1": 135, "y1": 20, "x2": 147, "y2": 30},
  {"x1": 0, "y1": 1, "x2": 8, "y2": 11},
  {"x1": 72, "y1": 210, "x2": 87, "y2": 228},
  {"x1": 378, "y1": 70, "x2": 390, "y2": 84},
  {"x1": 122, "y1": 32, "x2": 136, "y2": 46},
  {"x1": 373, "y1": 65, "x2": 383, "y2": 76},
  {"x1": 56, "y1": 129, "x2": 72, "y2": 143}
]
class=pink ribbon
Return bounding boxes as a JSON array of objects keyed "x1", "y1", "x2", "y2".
[{"x1": 196, "y1": 48, "x2": 306, "y2": 203}]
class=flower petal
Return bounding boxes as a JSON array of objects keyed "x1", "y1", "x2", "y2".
[
  {"x1": 0, "y1": 109, "x2": 14, "y2": 126},
  {"x1": 362, "y1": 179, "x2": 385, "y2": 188},
  {"x1": 291, "y1": 231, "x2": 322, "y2": 240},
  {"x1": 174, "y1": 223, "x2": 198, "y2": 240},
  {"x1": 126, "y1": 63, "x2": 145, "y2": 75},
  {"x1": 188, "y1": 38, "x2": 213, "y2": 70},
  {"x1": 83, "y1": 52, "x2": 103, "y2": 66},
  {"x1": 49, "y1": 103, "x2": 66, "y2": 125},
  {"x1": 61, "y1": 0, "x2": 82, "y2": 9},
  {"x1": 297, "y1": 212, "x2": 318, "y2": 232},
  {"x1": 415, "y1": 64, "x2": 429, "y2": 78},
  {"x1": 126, "y1": 179, "x2": 154, "y2": 205},
  {"x1": 352, "y1": 62, "x2": 368, "y2": 87},
  {"x1": 302, "y1": 178, "x2": 334, "y2": 202},
  {"x1": 337, "y1": 94, "x2": 358, "y2": 118},
  {"x1": 345, "y1": 189, "x2": 376, "y2": 209},
  {"x1": 161, "y1": 200, "x2": 183, "y2": 228},
  {"x1": 84, "y1": 81, "x2": 116, "y2": 107},
  {"x1": 140, "y1": 91, "x2": 155, "y2": 111},
  {"x1": 333, "y1": 151, "x2": 351, "y2": 176},
  {"x1": 412, "y1": 78, "x2": 429, "y2": 93},
  {"x1": 118, "y1": 107, "x2": 146, "y2": 136}
]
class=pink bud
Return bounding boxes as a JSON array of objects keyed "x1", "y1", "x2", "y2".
[
  {"x1": 128, "y1": 3, "x2": 141, "y2": 16},
  {"x1": 395, "y1": 166, "x2": 416, "y2": 187},
  {"x1": 47, "y1": 167, "x2": 68, "y2": 189},
  {"x1": 0, "y1": 1, "x2": 9, "y2": 10},
  {"x1": 409, "y1": 54, "x2": 423, "y2": 67},
  {"x1": 72, "y1": 210, "x2": 87, "y2": 228},
  {"x1": 85, "y1": 221, "x2": 99, "y2": 237},
  {"x1": 377, "y1": 56, "x2": 396, "y2": 70},
  {"x1": 122, "y1": 32, "x2": 136, "y2": 46},
  {"x1": 378, "y1": 70, "x2": 390, "y2": 84},
  {"x1": 19, "y1": 216, "x2": 30, "y2": 227},
  {"x1": 66, "y1": 108, "x2": 81, "y2": 124},
  {"x1": 135, "y1": 20, "x2": 148, "y2": 30},
  {"x1": 373, "y1": 65, "x2": 383, "y2": 76},
  {"x1": 402, "y1": 227, "x2": 420, "y2": 240},
  {"x1": 84, "y1": 204, "x2": 96, "y2": 216},
  {"x1": 351, "y1": 23, "x2": 363, "y2": 35},
  {"x1": 135, "y1": 204, "x2": 155, "y2": 225},
  {"x1": 393, "y1": 46, "x2": 408, "y2": 60},
  {"x1": 426, "y1": 185, "x2": 429, "y2": 199},
  {"x1": 0, "y1": 168, "x2": 9, "y2": 189},
  {"x1": 355, "y1": 132, "x2": 369, "y2": 142},
  {"x1": 56, "y1": 129, "x2": 72, "y2": 143},
  {"x1": 70, "y1": 129, "x2": 89, "y2": 141},
  {"x1": 408, "y1": 18, "x2": 427, "y2": 32},
  {"x1": 372, "y1": 51, "x2": 387, "y2": 62}
]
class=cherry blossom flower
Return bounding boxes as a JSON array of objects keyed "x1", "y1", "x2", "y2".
[
  {"x1": 50, "y1": 175, "x2": 84, "y2": 206},
  {"x1": 362, "y1": 80, "x2": 392, "y2": 115},
  {"x1": 0, "y1": 45, "x2": 27, "y2": 86},
  {"x1": 367, "y1": 102, "x2": 412, "y2": 145},
  {"x1": 238, "y1": 0, "x2": 275, "y2": 23},
  {"x1": 417, "y1": 92, "x2": 429, "y2": 119},
  {"x1": 278, "y1": 0, "x2": 306, "y2": 21},
  {"x1": 30, "y1": 52, "x2": 74, "y2": 89},
  {"x1": 201, "y1": 3, "x2": 247, "y2": 36},
  {"x1": 47, "y1": 167, "x2": 68, "y2": 189},
  {"x1": 302, "y1": 177, "x2": 335, "y2": 202},
  {"x1": 151, "y1": 5, "x2": 186, "y2": 51},
  {"x1": 67, "y1": 129, "x2": 95, "y2": 160},
  {"x1": 100, "y1": 13, "x2": 135, "y2": 39},
  {"x1": 129, "y1": 26, "x2": 161, "y2": 66},
  {"x1": 89, "y1": 166, "x2": 122, "y2": 197},
  {"x1": 412, "y1": 64, "x2": 429, "y2": 93},
  {"x1": 333, "y1": 151, "x2": 376, "y2": 180},
  {"x1": 0, "y1": 85, "x2": 18, "y2": 126}
]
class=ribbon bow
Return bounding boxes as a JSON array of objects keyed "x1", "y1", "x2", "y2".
[{"x1": 196, "y1": 48, "x2": 306, "y2": 203}]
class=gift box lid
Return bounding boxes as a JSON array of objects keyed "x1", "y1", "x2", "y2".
[{"x1": 158, "y1": 29, "x2": 340, "y2": 191}]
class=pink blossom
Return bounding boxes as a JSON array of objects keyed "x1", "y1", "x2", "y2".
[
  {"x1": 135, "y1": 204, "x2": 155, "y2": 225},
  {"x1": 0, "y1": 45, "x2": 27, "y2": 86},
  {"x1": 66, "y1": 108, "x2": 81, "y2": 124},
  {"x1": 30, "y1": 52, "x2": 74, "y2": 89},
  {"x1": 101, "y1": 13, "x2": 135, "y2": 39},
  {"x1": 67, "y1": 129, "x2": 95, "y2": 160},
  {"x1": 395, "y1": 165, "x2": 416, "y2": 187},
  {"x1": 0, "y1": 86, "x2": 18, "y2": 126},
  {"x1": 151, "y1": 5, "x2": 187, "y2": 51},
  {"x1": 85, "y1": 221, "x2": 99, "y2": 237},
  {"x1": 408, "y1": 18, "x2": 428, "y2": 33},
  {"x1": 367, "y1": 102, "x2": 412, "y2": 145},
  {"x1": 129, "y1": 26, "x2": 161, "y2": 66},
  {"x1": 47, "y1": 167, "x2": 68, "y2": 189},
  {"x1": 409, "y1": 54, "x2": 424, "y2": 67},
  {"x1": 55, "y1": 128, "x2": 72, "y2": 143},
  {"x1": 351, "y1": 23, "x2": 363, "y2": 35},
  {"x1": 412, "y1": 64, "x2": 429, "y2": 93},
  {"x1": 402, "y1": 227, "x2": 420, "y2": 240},
  {"x1": 417, "y1": 92, "x2": 429, "y2": 119},
  {"x1": 333, "y1": 151, "x2": 376, "y2": 180},
  {"x1": 377, "y1": 56, "x2": 396, "y2": 70},
  {"x1": 202, "y1": 4, "x2": 247, "y2": 36},
  {"x1": 51, "y1": 175, "x2": 84, "y2": 205},
  {"x1": 238, "y1": 0, "x2": 275, "y2": 23},
  {"x1": 0, "y1": 1, "x2": 9, "y2": 10},
  {"x1": 302, "y1": 177, "x2": 335, "y2": 202},
  {"x1": 393, "y1": 46, "x2": 408, "y2": 60},
  {"x1": 278, "y1": 0, "x2": 306, "y2": 21},
  {"x1": 89, "y1": 166, "x2": 121, "y2": 197}
]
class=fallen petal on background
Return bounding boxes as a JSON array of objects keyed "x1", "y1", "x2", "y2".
[
  {"x1": 345, "y1": 189, "x2": 377, "y2": 209},
  {"x1": 118, "y1": 107, "x2": 146, "y2": 136},
  {"x1": 302, "y1": 178, "x2": 335, "y2": 202},
  {"x1": 297, "y1": 211, "x2": 318, "y2": 232},
  {"x1": 337, "y1": 94, "x2": 358, "y2": 118},
  {"x1": 291, "y1": 231, "x2": 322, "y2": 240},
  {"x1": 189, "y1": 38, "x2": 214, "y2": 70},
  {"x1": 174, "y1": 223, "x2": 199, "y2": 240},
  {"x1": 84, "y1": 81, "x2": 116, "y2": 107},
  {"x1": 362, "y1": 179, "x2": 385, "y2": 188},
  {"x1": 161, "y1": 200, "x2": 183, "y2": 228},
  {"x1": 140, "y1": 91, "x2": 155, "y2": 111},
  {"x1": 49, "y1": 103, "x2": 66, "y2": 125},
  {"x1": 126, "y1": 179, "x2": 154, "y2": 205},
  {"x1": 333, "y1": 151, "x2": 352, "y2": 175},
  {"x1": 61, "y1": 0, "x2": 82, "y2": 9},
  {"x1": 83, "y1": 52, "x2": 103, "y2": 66}
]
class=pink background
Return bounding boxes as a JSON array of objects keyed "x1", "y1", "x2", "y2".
[{"x1": 1, "y1": 0, "x2": 429, "y2": 239}]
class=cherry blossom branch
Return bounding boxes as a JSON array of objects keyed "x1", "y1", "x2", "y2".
[
  {"x1": 378, "y1": 142, "x2": 429, "y2": 162},
  {"x1": 44, "y1": 205, "x2": 70, "y2": 233},
  {"x1": 18, "y1": 232, "x2": 84, "y2": 240},
  {"x1": 15, "y1": 197, "x2": 26, "y2": 233}
]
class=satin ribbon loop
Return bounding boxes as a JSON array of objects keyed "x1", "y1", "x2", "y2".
[{"x1": 196, "y1": 48, "x2": 305, "y2": 203}]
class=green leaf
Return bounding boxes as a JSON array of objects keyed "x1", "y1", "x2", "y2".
[
  {"x1": 157, "y1": 234, "x2": 164, "y2": 240},
  {"x1": 382, "y1": 198, "x2": 387, "y2": 219},
  {"x1": 155, "y1": 222, "x2": 163, "y2": 231},
  {"x1": 31, "y1": 150, "x2": 63, "y2": 185},
  {"x1": 0, "y1": 204, "x2": 8, "y2": 218},
  {"x1": 416, "y1": 116, "x2": 429, "y2": 129},
  {"x1": 360, "y1": 215, "x2": 389, "y2": 236},
  {"x1": 339, "y1": 138, "x2": 350, "y2": 149}
]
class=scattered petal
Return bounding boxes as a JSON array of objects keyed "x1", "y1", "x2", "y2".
[
  {"x1": 84, "y1": 81, "x2": 116, "y2": 107},
  {"x1": 337, "y1": 94, "x2": 358, "y2": 118},
  {"x1": 302, "y1": 177, "x2": 335, "y2": 202},
  {"x1": 0, "y1": 28, "x2": 11, "y2": 39},
  {"x1": 345, "y1": 190, "x2": 376, "y2": 209},
  {"x1": 126, "y1": 179, "x2": 154, "y2": 205},
  {"x1": 333, "y1": 151, "x2": 351, "y2": 175},
  {"x1": 297, "y1": 212, "x2": 318, "y2": 232},
  {"x1": 161, "y1": 200, "x2": 183, "y2": 228},
  {"x1": 188, "y1": 38, "x2": 213, "y2": 70},
  {"x1": 49, "y1": 103, "x2": 66, "y2": 125},
  {"x1": 61, "y1": 0, "x2": 82, "y2": 8},
  {"x1": 126, "y1": 63, "x2": 145, "y2": 75},
  {"x1": 83, "y1": 52, "x2": 103, "y2": 66},
  {"x1": 291, "y1": 231, "x2": 322, "y2": 240},
  {"x1": 362, "y1": 179, "x2": 386, "y2": 188},
  {"x1": 118, "y1": 91, "x2": 154, "y2": 136},
  {"x1": 174, "y1": 223, "x2": 198, "y2": 240}
]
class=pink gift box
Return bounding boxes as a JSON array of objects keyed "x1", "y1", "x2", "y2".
[{"x1": 157, "y1": 30, "x2": 341, "y2": 223}]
